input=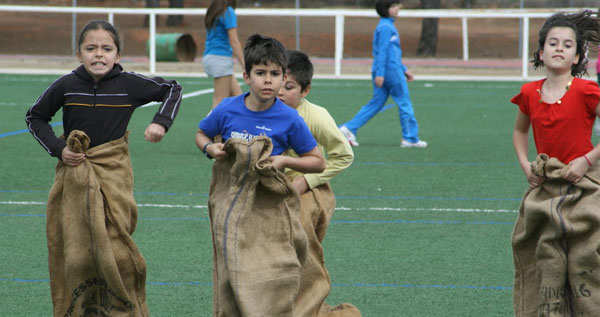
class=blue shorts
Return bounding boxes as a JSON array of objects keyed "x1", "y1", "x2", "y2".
[{"x1": 202, "y1": 54, "x2": 234, "y2": 78}]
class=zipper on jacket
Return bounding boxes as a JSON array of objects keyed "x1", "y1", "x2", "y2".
[{"x1": 93, "y1": 83, "x2": 97, "y2": 107}]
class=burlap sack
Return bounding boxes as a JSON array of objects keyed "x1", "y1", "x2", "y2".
[
  {"x1": 294, "y1": 184, "x2": 361, "y2": 317},
  {"x1": 46, "y1": 130, "x2": 148, "y2": 317},
  {"x1": 208, "y1": 136, "x2": 308, "y2": 317},
  {"x1": 512, "y1": 154, "x2": 600, "y2": 317}
]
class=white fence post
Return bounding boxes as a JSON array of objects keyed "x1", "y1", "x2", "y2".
[
  {"x1": 149, "y1": 13, "x2": 156, "y2": 74},
  {"x1": 461, "y1": 17, "x2": 469, "y2": 61},
  {"x1": 521, "y1": 16, "x2": 529, "y2": 79},
  {"x1": 335, "y1": 14, "x2": 344, "y2": 78}
]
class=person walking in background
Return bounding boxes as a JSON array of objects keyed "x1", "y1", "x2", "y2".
[
  {"x1": 510, "y1": 10, "x2": 600, "y2": 316},
  {"x1": 25, "y1": 20, "x2": 182, "y2": 316},
  {"x1": 203, "y1": 0, "x2": 244, "y2": 109},
  {"x1": 339, "y1": 0, "x2": 427, "y2": 148}
]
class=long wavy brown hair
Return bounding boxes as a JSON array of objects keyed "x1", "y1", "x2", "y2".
[
  {"x1": 204, "y1": 0, "x2": 237, "y2": 30},
  {"x1": 533, "y1": 10, "x2": 600, "y2": 77}
]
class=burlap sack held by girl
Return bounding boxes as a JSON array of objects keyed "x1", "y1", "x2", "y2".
[
  {"x1": 46, "y1": 130, "x2": 148, "y2": 317},
  {"x1": 513, "y1": 154, "x2": 600, "y2": 316}
]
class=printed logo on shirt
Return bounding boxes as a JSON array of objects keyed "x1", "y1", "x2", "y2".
[
  {"x1": 230, "y1": 130, "x2": 265, "y2": 142},
  {"x1": 256, "y1": 125, "x2": 272, "y2": 131},
  {"x1": 390, "y1": 35, "x2": 399, "y2": 43}
]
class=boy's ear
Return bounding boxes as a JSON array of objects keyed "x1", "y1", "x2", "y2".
[
  {"x1": 301, "y1": 83, "x2": 311, "y2": 98},
  {"x1": 243, "y1": 71, "x2": 250, "y2": 83}
]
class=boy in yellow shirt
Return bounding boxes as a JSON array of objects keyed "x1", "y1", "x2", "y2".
[{"x1": 278, "y1": 50, "x2": 361, "y2": 317}]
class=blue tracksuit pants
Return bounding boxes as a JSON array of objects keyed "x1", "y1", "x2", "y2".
[{"x1": 343, "y1": 72, "x2": 419, "y2": 143}]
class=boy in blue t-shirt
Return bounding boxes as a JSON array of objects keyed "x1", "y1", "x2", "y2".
[
  {"x1": 195, "y1": 34, "x2": 325, "y2": 316},
  {"x1": 196, "y1": 34, "x2": 325, "y2": 173}
]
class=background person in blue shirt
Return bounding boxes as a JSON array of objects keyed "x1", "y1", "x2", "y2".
[
  {"x1": 340, "y1": 0, "x2": 427, "y2": 148},
  {"x1": 196, "y1": 34, "x2": 325, "y2": 173},
  {"x1": 203, "y1": 0, "x2": 245, "y2": 109}
]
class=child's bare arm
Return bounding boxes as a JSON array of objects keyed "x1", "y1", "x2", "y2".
[
  {"x1": 513, "y1": 110, "x2": 542, "y2": 187},
  {"x1": 195, "y1": 129, "x2": 226, "y2": 160},
  {"x1": 228, "y1": 28, "x2": 245, "y2": 70},
  {"x1": 270, "y1": 147, "x2": 325, "y2": 173},
  {"x1": 291, "y1": 176, "x2": 310, "y2": 195}
]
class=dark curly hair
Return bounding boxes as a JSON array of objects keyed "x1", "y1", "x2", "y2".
[{"x1": 533, "y1": 10, "x2": 600, "y2": 77}]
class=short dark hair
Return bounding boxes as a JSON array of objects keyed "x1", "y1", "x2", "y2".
[
  {"x1": 285, "y1": 50, "x2": 313, "y2": 92},
  {"x1": 375, "y1": 0, "x2": 401, "y2": 18},
  {"x1": 243, "y1": 34, "x2": 287, "y2": 74},
  {"x1": 78, "y1": 20, "x2": 121, "y2": 54},
  {"x1": 533, "y1": 10, "x2": 600, "y2": 77}
]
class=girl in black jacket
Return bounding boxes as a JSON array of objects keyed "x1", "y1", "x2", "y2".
[
  {"x1": 26, "y1": 20, "x2": 182, "y2": 163},
  {"x1": 25, "y1": 20, "x2": 182, "y2": 316}
]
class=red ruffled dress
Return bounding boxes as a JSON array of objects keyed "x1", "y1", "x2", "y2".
[{"x1": 511, "y1": 77, "x2": 600, "y2": 164}]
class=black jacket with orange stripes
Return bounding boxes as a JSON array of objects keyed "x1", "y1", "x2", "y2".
[{"x1": 25, "y1": 64, "x2": 182, "y2": 159}]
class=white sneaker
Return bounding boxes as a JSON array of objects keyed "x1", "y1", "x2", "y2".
[
  {"x1": 340, "y1": 125, "x2": 359, "y2": 147},
  {"x1": 401, "y1": 139, "x2": 428, "y2": 148}
]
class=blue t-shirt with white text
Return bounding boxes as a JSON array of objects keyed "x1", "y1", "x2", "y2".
[{"x1": 198, "y1": 93, "x2": 317, "y2": 156}]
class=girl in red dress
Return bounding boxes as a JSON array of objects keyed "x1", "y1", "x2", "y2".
[{"x1": 511, "y1": 10, "x2": 600, "y2": 317}]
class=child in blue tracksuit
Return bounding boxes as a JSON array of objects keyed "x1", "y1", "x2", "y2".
[{"x1": 340, "y1": 0, "x2": 427, "y2": 148}]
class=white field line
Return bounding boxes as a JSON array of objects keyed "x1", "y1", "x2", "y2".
[
  {"x1": 0, "y1": 201, "x2": 517, "y2": 213},
  {"x1": 0, "y1": 201, "x2": 207, "y2": 209},
  {"x1": 139, "y1": 87, "x2": 215, "y2": 109},
  {"x1": 0, "y1": 201, "x2": 45, "y2": 205},
  {"x1": 137, "y1": 203, "x2": 207, "y2": 209},
  {"x1": 336, "y1": 206, "x2": 518, "y2": 213}
]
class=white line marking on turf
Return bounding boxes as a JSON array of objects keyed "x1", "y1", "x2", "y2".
[
  {"x1": 140, "y1": 87, "x2": 215, "y2": 109},
  {"x1": 0, "y1": 201, "x2": 517, "y2": 213},
  {"x1": 137, "y1": 203, "x2": 207, "y2": 209},
  {"x1": 0, "y1": 201, "x2": 208, "y2": 209},
  {"x1": 336, "y1": 207, "x2": 518, "y2": 213},
  {"x1": 0, "y1": 201, "x2": 45, "y2": 205}
]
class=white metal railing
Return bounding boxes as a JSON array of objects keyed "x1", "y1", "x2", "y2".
[{"x1": 0, "y1": 5, "x2": 587, "y2": 78}]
